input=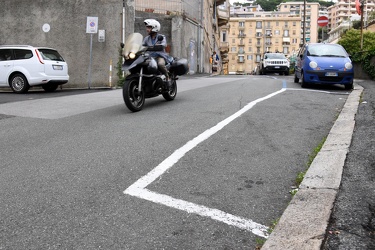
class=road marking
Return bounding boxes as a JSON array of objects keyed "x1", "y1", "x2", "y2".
[{"x1": 124, "y1": 88, "x2": 286, "y2": 238}]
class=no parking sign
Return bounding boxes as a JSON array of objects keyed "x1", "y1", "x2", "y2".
[{"x1": 86, "y1": 16, "x2": 98, "y2": 33}]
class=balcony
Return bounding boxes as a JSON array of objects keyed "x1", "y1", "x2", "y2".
[
  {"x1": 237, "y1": 60, "x2": 245, "y2": 63},
  {"x1": 238, "y1": 34, "x2": 246, "y2": 38},
  {"x1": 217, "y1": 6, "x2": 229, "y2": 26},
  {"x1": 220, "y1": 42, "x2": 229, "y2": 53}
]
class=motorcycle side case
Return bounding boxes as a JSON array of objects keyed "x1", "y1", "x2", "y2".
[{"x1": 170, "y1": 58, "x2": 188, "y2": 76}]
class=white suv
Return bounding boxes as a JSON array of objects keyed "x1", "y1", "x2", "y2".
[
  {"x1": 0, "y1": 45, "x2": 69, "y2": 93},
  {"x1": 259, "y1": 52, "x2": 290, "y2": 76}
]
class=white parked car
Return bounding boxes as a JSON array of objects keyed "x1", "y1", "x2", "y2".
[{"x1": 0, "y1": 45, "x2": 69, "y2": 93}]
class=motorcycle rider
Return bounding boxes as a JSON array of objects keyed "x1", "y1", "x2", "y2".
[{"x1": 142, "y1": 19, "x2": 172, "y2": 89}]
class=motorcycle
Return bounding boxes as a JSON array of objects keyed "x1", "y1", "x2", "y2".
[{"x1": 121, "y1": 33, "x2": 188, "y2": 112}]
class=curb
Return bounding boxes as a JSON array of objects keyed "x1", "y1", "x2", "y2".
[{"x1": 261, "y1": 84, "x2": 364, "y2": 250}]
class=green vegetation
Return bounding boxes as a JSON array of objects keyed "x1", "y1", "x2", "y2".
[
  {"x1": 338, "y1": 29, "x2": 375, "y2": 80},
  {"x1": 254, "y1": 218, "x2": 280, "y2": 249}
]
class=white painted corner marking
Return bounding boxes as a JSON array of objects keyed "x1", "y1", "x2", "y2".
[{"x1": 124, "y1": 88, "x2": 286, "y2": 238}]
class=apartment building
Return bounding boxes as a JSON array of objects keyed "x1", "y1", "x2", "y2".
[
  {"x1": 226, "y1": 12, "x2": 301, "y2": 75},
  {"x1": 328, "y1": 0, "x2": 375, "y2": 43},
  {"x1": 277, "y1": 2, "x2": 321, "y2": 44}
]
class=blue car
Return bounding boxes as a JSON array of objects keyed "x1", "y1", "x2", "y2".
[{"x1": 294, "y1": 43, "x2": 354, "y2": 90}]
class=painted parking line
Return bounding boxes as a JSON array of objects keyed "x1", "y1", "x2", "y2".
[{"x1": 124, "y1": 88, "x2": 287, "y2": 238}]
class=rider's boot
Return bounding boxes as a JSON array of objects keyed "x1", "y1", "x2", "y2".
[{"x1": 165, "y1": 74, "x2": 172, "y2": 90}]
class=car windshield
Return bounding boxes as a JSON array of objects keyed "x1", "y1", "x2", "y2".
[
  {"x1": 265, "y1": 53, "x2": 286, "y2": 59},
  {"x1": 38, "y1": 49, "x2": 65, "y2": 62},
  {"x1": 307, "y1": 45, "x2": 348, "y2": 58}
]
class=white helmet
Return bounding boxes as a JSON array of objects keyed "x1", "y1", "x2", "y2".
[{"x1": 144, "y1": 19, "x2": 160, "y2": 33}]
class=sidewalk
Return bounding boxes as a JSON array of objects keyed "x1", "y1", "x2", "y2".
[{"x1": 261, "y1": 79, "x2": 375, "y2": 249}]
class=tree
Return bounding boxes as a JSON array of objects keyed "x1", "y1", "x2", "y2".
[{"x1": 338, "y1": 29, "x2": 375, "y2": 54}]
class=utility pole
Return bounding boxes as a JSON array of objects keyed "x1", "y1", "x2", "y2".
[
  {"x1": 302, "y1": 0, "x2": 306, "y2": 46},
  {"x1": 360, "y1": 0, "x2": 365, "y2": 50}
]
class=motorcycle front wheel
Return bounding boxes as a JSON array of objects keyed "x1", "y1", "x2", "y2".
[
  {"x1": 123, "y1": 78, "x2": 145, "y2": 112},
  {"x1": 162, "y1": 74, "x2": 177, "y2": 101}
]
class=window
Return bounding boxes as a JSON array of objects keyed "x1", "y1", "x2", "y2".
[
  {"x1": 256, "y1": 21, "x2": 262, "y2": 29},
  {"x1": 38, "y1": 49, "x2": 64, "y2": 61},
  {"x1": 14, "y1": 49, "x2": 33, "y2": 60},
  {"x1": 0, "y1": 49, "x2": 13, "y2": 61},
  {"x1": 256, "y1": 54, "x2": 261, "y2": 62},
  {"x1": 238, "y1": 55, "x2": 244, "y2": 62},
  {"x1": 247, "y1": 55, "x2": 253, "y2": 60},
  {"x1": 248, "y1": 47, "x2": 252, "y2": 52},
  {"x1": 275, "y1": 30, "x2": 280, "y2": 35},
  {"x1": 283, "y1": 47, "x2": 289, "y2": 54},
  {"x1": 231, "y1": 47, "x2": 237, "y2": 52},
  {"x1": 239, "y1": 21, "x2": 245, "y2": 27},
  {"x1": 222, "y1": 31, "x2": 227, "y2": 42},
  {"x1": 283, "y1": 30, "x2": 289, "y2": 37}
]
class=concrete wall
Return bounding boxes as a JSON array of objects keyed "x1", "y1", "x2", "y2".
[
  {"x1": 0, "y1": 0, "x2": 135, "y2": 88},
  {"x1": 354, "y1": 55, "x2": 375, "y2": 80}
]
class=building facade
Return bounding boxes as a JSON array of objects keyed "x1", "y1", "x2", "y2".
[
  {"x1": 328, "y1": 0, "x2": 375, "y2": 43},
  {"x1": 277, "y1": 2, "x2": 321, "y2": 44},
  {"x1": 135, "y1": 0, "x2": 229, "y2": 74},
  {"x1": 227, "y1": 12, "x2": 301, "y2": 75}
]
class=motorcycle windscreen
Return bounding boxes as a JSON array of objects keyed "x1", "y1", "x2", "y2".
[{"x1": 124, "y1": 33, "x2": 144, "y2": 56}]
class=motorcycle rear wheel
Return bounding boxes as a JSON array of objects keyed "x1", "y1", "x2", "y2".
[
  {"x1": 162, "y1": 75, "x2": 177, "y2": 101},
  {"x1": 123, "y1": 78, "x2": 145, "y2": 112}
]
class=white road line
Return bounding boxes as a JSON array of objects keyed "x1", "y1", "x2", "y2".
[{"x1": 124, "y1": 88, "x2": 286, "y2": 238}]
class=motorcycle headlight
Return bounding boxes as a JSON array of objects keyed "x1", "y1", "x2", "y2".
[
  {"x1": 129, "y1": 52, "x2": 136, "y2": 59},
  {"x1": 309, "y1": 61, "x2": 318, "y2": 69},
  {"x1": 345, "y1": 62, "x2": 353, "y2": 70}
]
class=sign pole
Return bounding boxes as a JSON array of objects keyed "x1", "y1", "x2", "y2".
[
  {"x1": 86, "y1": 16, "x2": 98, "y2": 89},
  {"x1": 88, "y1": 34, "x2": 93, "y2": 89}
]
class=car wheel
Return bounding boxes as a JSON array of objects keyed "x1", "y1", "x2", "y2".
[
  {"x1": 285, "y1": 70, "x2": 289, "y2": 76},
  {"x1": 344, "y1": 81, "x2": 353, "y2": 90},
  {"x1": 300, "y1": 71, "x2": 308, "y2": 88},
  {"x1": 10, "y1": 73, "x2": 30, "y2": 93},
  {"x1": 294, "y1": 74, "x2": 299, "y2": 83},
  {"x1": 42, "y1": 83, "x2": 59, "y2": 92}
]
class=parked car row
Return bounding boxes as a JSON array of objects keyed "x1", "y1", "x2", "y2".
[
  {"x1": 0, "y1": 45, "x2": 69, "y2": 93},
  {"x1": 257, "y1": 43, "x2": 354, "y2": 90}
]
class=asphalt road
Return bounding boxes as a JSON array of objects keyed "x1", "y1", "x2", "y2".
[{"x1": 0, "y1": 75, "x2": 351, "y2": 249}]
